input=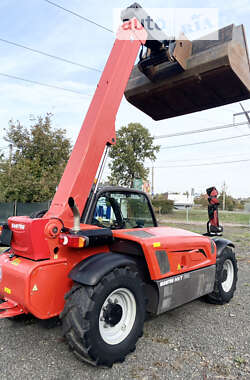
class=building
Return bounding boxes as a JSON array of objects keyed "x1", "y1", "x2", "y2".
[{"x1": 167, "y1": 193, "x2": 194, "y2": 210}]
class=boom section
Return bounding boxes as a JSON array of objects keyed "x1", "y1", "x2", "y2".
[{"x1": 46, "y1": 21, "x2": 147, "y2": 226}]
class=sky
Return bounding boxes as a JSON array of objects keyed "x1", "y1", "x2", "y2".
[{"x1": 0, "y1": 0, "x2": 249, "y2": 198}]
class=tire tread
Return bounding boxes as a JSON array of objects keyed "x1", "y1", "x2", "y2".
[
  {"x1": 60, "y1": 267, "x2": 146, "y2": 366},
  {"x1": 205, "y1": 246, "x2": 238, "y2": 304}
]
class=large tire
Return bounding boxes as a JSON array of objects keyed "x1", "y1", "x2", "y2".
[
  {"x1": 60, "y1": 267, "x2": 146, "y2": 367},
  {"x1": 205, "y1": 246, "x2": 238, "y2": 304}
]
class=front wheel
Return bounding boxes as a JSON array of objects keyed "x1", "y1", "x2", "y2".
[
  {"x1": 205, "y1": 246, "x2": 238, "y2": 304},
  {"x1": 60, "y1": 267, "x2": 146, "y2": 366}
]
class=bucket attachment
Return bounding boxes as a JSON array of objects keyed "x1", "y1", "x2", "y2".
[{"x1": 125, "y1": 24, "x2": 250, "y2": 120}]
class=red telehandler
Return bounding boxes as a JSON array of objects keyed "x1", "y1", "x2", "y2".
[{"x1": 0, "y1": 3, "x2": 249, "y2": 367}]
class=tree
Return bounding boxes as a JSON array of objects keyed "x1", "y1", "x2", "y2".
[
  {"x1": 194, "y1": 194, "x2": 208, "y2": 208},
  {"x1": 0, "y1": 114, "x2": 71, "y2": 202},
  {"x1": 152, "y1": 199, "x2": 174, "y2": 214},
  {"x1": 108, "y1": 123, "x2": 160, "y2": 187},
  {"x1": 194, "y1": 192, "x2": 244, "y2": 211},
  {"x1": 218, "y1": 194, "x2": 244, "y2": 211}
]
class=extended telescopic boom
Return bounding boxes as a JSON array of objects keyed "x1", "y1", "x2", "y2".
[{"x1": 45, "y1": 18, "x2": 147, "y2": 227}]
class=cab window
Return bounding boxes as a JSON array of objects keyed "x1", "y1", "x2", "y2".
[{"x1": 91, "y1": 191, "x2": 155, "y2": 229}]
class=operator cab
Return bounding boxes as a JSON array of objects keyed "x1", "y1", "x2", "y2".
[{"x1": 84, "y1": 187, "x2": 157, "y2": 230}]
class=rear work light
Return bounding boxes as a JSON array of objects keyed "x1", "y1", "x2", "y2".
[{"x1": 59, "y1": 234, "x2": 89, "y2": 248}]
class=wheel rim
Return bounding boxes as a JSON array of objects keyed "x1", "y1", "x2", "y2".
[
  {"x1": 221, "y1": 259, "x2": 234, "y2": 292},
  {"x1": 99, "y1": 288, "x2": 136, "y2": 345}
]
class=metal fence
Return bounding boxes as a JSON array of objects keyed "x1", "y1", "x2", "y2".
[{"x1": 0, "y1": 201, "x2": 50, "y2": 223}]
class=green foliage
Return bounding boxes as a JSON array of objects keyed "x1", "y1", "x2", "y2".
[
  {"x1": 127, "y1": 198, "x2": 151, "y2": 218},
  {"x1": 152, "y1": 199, "x2": 174, "y2": 214},
  {"x1": 152, "y1": 193, "x2": 174, "y2": 214},
  {"x1": 0, "y1": 114, "x2": 71, "y2": 202},
  {"x1": 108, "y1": 123, "x2": 160, "y2": 187},
  {"x1": 194, "y1": 193, "x2": 244, "y2": 211},
  {"x1": 194, "y1": 194, "x2": 208, "y2": 207},
  {"x1": 218, "y1": 194, "x2": 244, "y2": 211}
]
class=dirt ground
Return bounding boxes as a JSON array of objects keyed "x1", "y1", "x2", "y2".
[{"x1": 0, "y1": 223, "x2": 249, "y2": 379}]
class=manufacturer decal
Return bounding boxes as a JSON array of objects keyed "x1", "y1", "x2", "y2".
[
  {"x1": 160, "y1": 274, "x2": 184, "y2": 287},
  {"x1": 32, "y1": 285, "x2": 38, "y2": 292},
  {"x1": 153, "y1": 242, "x2": 161, "y2": 248},
  {"x1": 11, "y1": 223, "x2": 25, "y2": 230},
  {"x1": 11, "y1": 258, "x2": 21, "y2": 266}
]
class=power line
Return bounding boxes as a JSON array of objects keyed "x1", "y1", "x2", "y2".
[
  {"x1": 43, "y1": 0, "x2": 113, "y2": 33},
  {"x1": 190, "y1": 116, "x2": 224, "y2": 124},
  {"x1": 154, "y1": 151, "x2": 250, "y2": 164},
  {"x1": 153, "y1": 158, "x2": 250, "y2": 169},
  {"x1": 0, "y1": 72, "x2": 92, "y2": 97},
  {"x1": 160, "y1": 132, "x2": 250, "y2": 150},
  {"x1": 155, "y1": 121, "x2": 248, "y2": 139},
  {"x1": 0, "y1": 37, "x2": 101, "y2": 72},
  {"x1": 214, "y1": 106, "x2": 239, "y2": 114},
  {"x1": 216, "y1": 102, "x2": 250, "y2": 114}
]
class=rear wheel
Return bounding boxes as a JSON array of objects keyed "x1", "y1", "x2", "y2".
[
  {"x1": 205, "y1": 246, "x2": 238, "y2": 304},
  {"x1": 60, "y1": 267, "x2": 146, "y2": 366}
]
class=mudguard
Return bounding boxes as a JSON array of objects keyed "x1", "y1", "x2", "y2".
[
  {"x1": 212, "y1": 238, "x2": 235, "y2": 257},
  {"x1": 69, "y1": 252, "x2": 138, "y2": 286}
]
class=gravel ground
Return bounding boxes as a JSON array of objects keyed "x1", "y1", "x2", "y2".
[{"x1": 0, "y1": 225, "x2": 249, "y2": 380}]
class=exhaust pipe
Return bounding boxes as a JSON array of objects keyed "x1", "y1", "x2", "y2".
[{"x1": 68, "y1": 197, "x2": 80, "y2": 233}]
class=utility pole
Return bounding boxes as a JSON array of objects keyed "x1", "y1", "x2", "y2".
[
  {"x1": 222, "y1": 181, "x2": 226, "y2": 211},
  {"x1": 9, "y1": 143, "x2": 13, "y2": 175},
  {"x1": 233, "y1": 103, "x2": 250, "y2": 128},
  {"x1": 151, "y1": 165, "x2": 154, "y2": 197},
  {"x1": 239, "y1": 103, "x2": 250, "y2": 126}
]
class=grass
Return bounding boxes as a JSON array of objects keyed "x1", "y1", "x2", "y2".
[{"x1": 158, "y1": 208, "x2": 250, "y2": 225}]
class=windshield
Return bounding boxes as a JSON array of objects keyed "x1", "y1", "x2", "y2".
[{"x1": 91, "y1": 191, "x2": 155, "y2": 229}]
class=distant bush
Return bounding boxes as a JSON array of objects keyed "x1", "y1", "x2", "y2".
[
  {"x1": 195, "y1": 193, "x2": 244, "y2": 211},
  {"x1": 152, "y1": 199, "x2": 174, "y2": 214},
  {"x1": 194, "y1": 195, "x2": 208, "y2": 208},
  {"x1": 218, "y1": 195, "x2": 244, "y2": 211}
]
